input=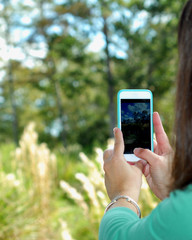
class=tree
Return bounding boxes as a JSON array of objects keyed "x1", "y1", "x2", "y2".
[
  {"x1": 1, "y1": 0, "x2": 20, "y2": 145},
  {"x1": 0, "y1": 0, "x2": 186, "y2": 148},
  {"x1": 112, "y1": 0, "x2": 186, "y2": 135}
]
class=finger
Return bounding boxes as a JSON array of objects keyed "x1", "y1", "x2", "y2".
[
  {"x1": 113, "y1": 127, "x2": 124, "y2": 155},
  {"x1": 103, "y1": 149, "x2": 113, "y2": 162},
  {"x1": 153, "y1": 139, "x2": 157, "y2": 150},
  {"x1": 143, "y1": 163, "x2": 150, "y2": 178},
  {"x1": 153, "y1": 112, "x2": 171, "y2": 153},
  {"x1": 134, "y1": 148, "x2": 160, "y2": 166},
  {"x1": 153, "y1": 139, "x2": 158, "y2": 153},
  {"x1": 135, "y1": 160, "x2": 146, "y2": 173}
]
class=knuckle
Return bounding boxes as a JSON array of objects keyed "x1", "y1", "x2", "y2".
[
  {"x1": 103, "y1": 161, "x2": 110, "y2": 172},
  {"x1": 145, "y1": 149, "x2": 151, "y2": 154},
  {"x1": 103, "y1": 149, "x2": 112, "y2": 161},
  {"x1": 103, "y1": 149, "x2": 109, "y2": 160},
  {"x1": 114, "y1": 140, "x2": 122, "y2": 149},
  {"x1": 137, "y1": 148, "x2": 146, "y2": 156}
]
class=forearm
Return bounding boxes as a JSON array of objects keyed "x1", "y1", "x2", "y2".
[{"x1": 99, "y1": 207, "x2": 139, "y2": 240}]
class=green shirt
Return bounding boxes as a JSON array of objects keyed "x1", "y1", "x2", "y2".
[{"x1": 99, "y1": 185, "x2": 192, "y2": 240}]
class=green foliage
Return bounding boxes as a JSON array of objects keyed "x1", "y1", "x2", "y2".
[
  {"x1": 0, "y1": 0, "x2": 183, "y2": 148},
  {"x1": 0, "y1": 123, "x2": 159, "y2": 239},
  {"x1": 0, "y1": 0, "x2": 186, "y2": 237}
]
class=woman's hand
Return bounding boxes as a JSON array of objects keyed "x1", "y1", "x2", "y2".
[
  {"x1": 134, "y1": 112, "x2": 173, "y2": 200},
  {"x1": 103, "y1": 128, "x2": 144, "y2": 203}
]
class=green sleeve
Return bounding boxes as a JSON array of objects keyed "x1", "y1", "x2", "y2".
[{"x1": 99, "y1": 187, "x2": 192, "y2": 240}]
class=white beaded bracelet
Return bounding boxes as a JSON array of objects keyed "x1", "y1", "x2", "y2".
[{"x1": 104, "y1": 195, "x2": 141, "y2": 218}]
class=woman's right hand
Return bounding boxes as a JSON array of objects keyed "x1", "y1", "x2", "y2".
[{"x1": 134, "y1": 112, "x2": 173, "y2": 200}]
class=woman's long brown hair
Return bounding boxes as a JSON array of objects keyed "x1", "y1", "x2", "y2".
[{"x1": 170, "y1": 0, "x2": 192, "y2": 191}]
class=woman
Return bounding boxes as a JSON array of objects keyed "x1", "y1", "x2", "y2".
[{"x1": 99, "y1": 0, "x2": 192, "y2": 239}]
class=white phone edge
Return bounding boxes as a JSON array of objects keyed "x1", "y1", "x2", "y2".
[{"x1": 117, "y1": 89, "x2": 153, "y2": 162}]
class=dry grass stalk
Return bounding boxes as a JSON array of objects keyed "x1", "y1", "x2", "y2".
[{"x1": 14, "y1": 122, "x2": 57, "y2": 239}]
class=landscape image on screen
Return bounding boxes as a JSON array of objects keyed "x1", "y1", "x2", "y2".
[{"x1": 121, "y1": 99, "x2": 151, "y2": 154}]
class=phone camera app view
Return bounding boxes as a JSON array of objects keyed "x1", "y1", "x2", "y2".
[{"x1": 121, "y1": 99, "x2": 151, "y2": 154}]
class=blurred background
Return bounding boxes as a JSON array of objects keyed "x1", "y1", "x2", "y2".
[{"x1": 0, "y1": 0, "x2": 186, "y2": 239}]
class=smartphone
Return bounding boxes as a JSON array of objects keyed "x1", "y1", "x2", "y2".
[{"x1": 117, "y1": 89, "x2": 153, "y2": 162}]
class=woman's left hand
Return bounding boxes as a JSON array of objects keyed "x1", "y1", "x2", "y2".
[{"x1": 103, "y1": 127, "x2": 144, "y2": 202}]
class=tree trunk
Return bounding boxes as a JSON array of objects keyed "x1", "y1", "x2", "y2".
[
  {"x1": 103, "y1": 16, "x2": 116, "y2": 138},
  {"x1": 52, "y1": 76, "x2": 67, "y2": 148},
  {"x1": 7, "y1": 60, "x2": 19, "y2": 146},
  {"x1": 38, "y1": 0, "x2": 67, "y2": 147},
  {"x1": 4, "y1": 0, "x2": 19, "y2": 146}
]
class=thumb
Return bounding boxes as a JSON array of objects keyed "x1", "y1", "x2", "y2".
[
  {"x1": 134, "y1": 148, "x2": 159, "y2": 166},
  {"x1": 113, "y1": 127, "x2": 124, "y2": 155}
]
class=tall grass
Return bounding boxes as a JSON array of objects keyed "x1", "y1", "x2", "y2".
[{"x1": 0, "y1": 123, "x2": 159, "y2": 240}]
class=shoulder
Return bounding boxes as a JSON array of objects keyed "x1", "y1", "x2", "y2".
[
  {"x1": 159, "y1": 184, "x2": 192, "y2": 216},
  {"x1": 148, "y1": 184, "x2": 192, "y2": 238}
]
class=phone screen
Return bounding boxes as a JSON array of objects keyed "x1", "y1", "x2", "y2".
[{"x1": 121, "y1": 99, "x2": 151, "y2": 154}]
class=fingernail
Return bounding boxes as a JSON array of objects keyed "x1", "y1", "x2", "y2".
[
  {"x1": 113, "y1": 127, "x2": 117, "y2": 135},
  {"x1": 141, "y1": 159, "x2": 147, "y2": 166},
  {"x1": 127, "y1": 161, "x2": 135, "y2": 165},
  {"x1": 134, "y1": 148, "x2": 141, "y2": 154}
]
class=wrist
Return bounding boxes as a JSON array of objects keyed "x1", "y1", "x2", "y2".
[
  {"x1": 116, "y1": 190, "x2": 140, "y2": 203},
  {"x1": 109, "y1": 199, "x2": 137, "y2": 214},
  {"x1": 105, "y1": 195, "x2": 141, "y2": 218}
]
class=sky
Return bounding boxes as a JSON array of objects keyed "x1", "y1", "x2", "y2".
[
  {"x1": 0, "y1": 0, "x2": 149, "y2": 75},
  {"x1": 121, "y1": 102, "x2": 150, "y2": 122}
]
